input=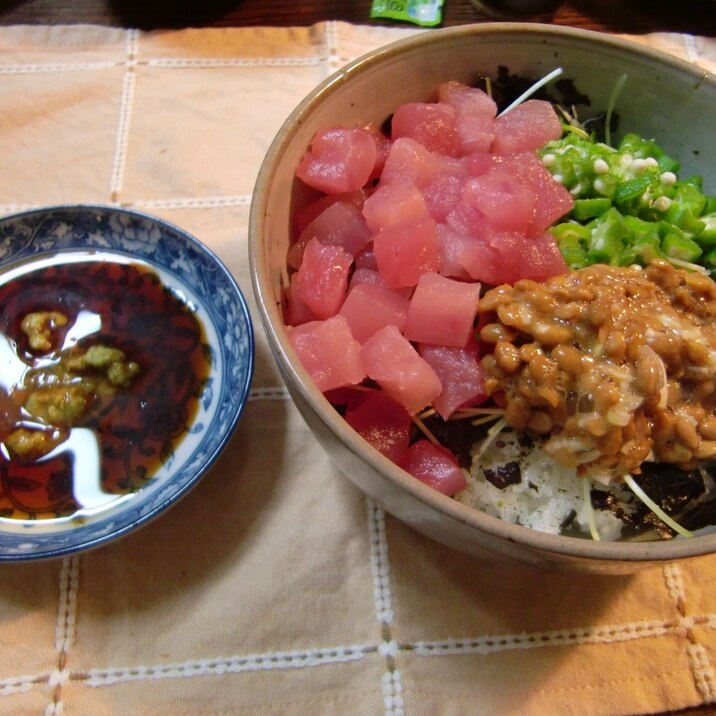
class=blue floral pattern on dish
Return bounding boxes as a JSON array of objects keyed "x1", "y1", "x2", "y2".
[{"x1": 0, "y1": 205, "x2": 254, "y2": 560}]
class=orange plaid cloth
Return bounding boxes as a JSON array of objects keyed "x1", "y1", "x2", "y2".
[{"x1": 1, "y1": 22, "x2": 716, "y2": 715}]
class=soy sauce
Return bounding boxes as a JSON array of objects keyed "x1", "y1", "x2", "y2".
[{"x1": 0, "y1": 255, "x2": 211, "y2": 521}]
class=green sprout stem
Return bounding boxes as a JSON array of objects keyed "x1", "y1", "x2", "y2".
[{"x1": 498, "y1": 67, "x2": 564, "y2": 117}]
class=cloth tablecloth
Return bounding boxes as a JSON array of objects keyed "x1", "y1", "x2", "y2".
[{"x1": 1, "y1": 21, "x2": 716, "y2": 716}]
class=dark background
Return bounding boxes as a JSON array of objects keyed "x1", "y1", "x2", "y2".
[{"x1": 0, "y1": 0, "x2": 714, "y2": 34}]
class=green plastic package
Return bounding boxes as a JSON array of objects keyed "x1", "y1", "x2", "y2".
[{"x1": 370, "y1": 0, "x2": 444, "y2": 26}]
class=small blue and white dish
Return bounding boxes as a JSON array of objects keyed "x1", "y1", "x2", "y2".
[{"x1": 0, "y1": 205, "x2": 254, "y2": 561}]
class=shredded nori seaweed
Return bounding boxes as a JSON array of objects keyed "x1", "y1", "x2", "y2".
[
  {"x1": 473, "y1": 66, "x2": 590, "y2": 112},
  {"x1": 422, "y1": 414, "x2": 482, "y2": 469},
  {"x1": 473, "y1": 66, "x2": 616, "y2": 143},
  {"x1": 483, "y1": 461, "x2": 522, "y2": 489},
  {"x1": 592, "y1": 463, "x2": 714, "y2": 539},
  {"x1": 559, "y1": 509, "x2": 578, "y2": 531}
]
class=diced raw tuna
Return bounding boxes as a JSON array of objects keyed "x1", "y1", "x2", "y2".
[
  {"x1": 464, "y1": 151, "x2": 497, "y2": 177},
  {"x1": 435, "y1": 223, "x2": 472, "y2": 280},
  {"x1": 362, "y1": 181, "x2": 430, "y2": 233},
  {"x1": 461, "y1": 151, "x2": 573, "y2": 233},
  {"x1": 373, "y1": 217, "x2": 440, "y2": 289},
  {"x1": 285, "y1": 272, "x2": 318, "y2": 326},
  {"x1": 286, "y1": 314, "x2": 366, "y2": 392},
  {"x1": 288, "y1": 201, "x2": 372, "y2": 269},
  {"x1": 297, "y1": 127, "x2": 377, "y2": 194},
  {"x1": 421, "y1": 172, "x2": 464, "y2": 222},
  {"x1": 349, "y1": 267, "x2": 382, "y2": 290},
  {"x1": 294, "y1": 189, "x2": 365, "y2": 234},
  {"x1": 442, "y1": 229, "x2": 502, "y2": 285},
  {"x1": 399, "y1": 440, "x2": 467, "y2": 496},
  {"x1": 492, "y1": 152, "x2": 574, "y2": 232},
  {"x1": 295, "y1": 238, "x2": 353, "y2": 319},
  {"x1": 491, "y1": 100, "x2": 562, "y2": 154},
  {"x1": 478, "y1": 226, "x2": 567, "y2": 284},
  {"x1": 361, "y1": 325, "x2": 442, "y2": 414},
  {"x1": 438, "y1": 81, "x2": 497, "y2": 154},
  {"x1": 349, "y1": 266, "x2": 413, "y2": 299},
  {"x1": 438, "y1": 80, "x2": 497, "y2": 117},
  {"x1": 419, "y1": 339, "x2": 488, "y2": 419},
  {"x1": 403, "y1": 272, "x2": 481, "y2": 348},
  {"x1": 391, "y1": 102, "x2": 460, "y2": 157},
  {"x1": 381, "y1": 137, "x2": 464, "y2": 186},
  {"x1": 461, "y1": 168, "x2": 536, "y2": 233},
  {"x1": 354, "y1": 245, "x2": 378, "y2": 271},
  {"x1": 437, "y1": 223, "x2": 566, "y2": 286},
  {"x1": 323, "y1": 386, "x2": 365, "y2": 410},
  {"x1": 362, "y1": 122, "x2": 392, "y2": 180},
  {"x1": 454, "y1": 120, "x2": 495, "y2": 155},
  {"x1": 339, "y1": 282, "x2": 410, "y2": 343},
  {"x1": 344, "y1": 390, "x2": 411, "y2": 464},
  {"x1": 445, "y1": 192, "x2": 492, "y2": 238},
  {"x1": 515, "y1": 230, "x2": 569, "y2": 282}
]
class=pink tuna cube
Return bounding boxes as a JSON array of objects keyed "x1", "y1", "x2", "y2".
[
  {"x1": 361, "y1": 325, "x2": 442, "y2": 414},
  {"x1": 339, "y1": 282, "x2": 410, "y2": 343},
  {"x1": 297, "y1": 127, "x2": 377, "y2": 194},
  {"x1": 421, "y1": 172, "x2": 465, "y2": 223},
  {"x1": 436, "y1": 223, "x2": 472, "y2": 281},
  {"x1": 438, "y1": 81, "x2": 497, "y2": 155},
  {"x1": 362, "y1": 181, "x2": 430, "y2": 234},
  {"x1": 344, "y1": 390, "x2": 411, "y2": 464},
  {"x1": 436, "y1": 223, "x2": 502, "y2": 285},
  {"x1": 445, "y1": 189, "x2": 496, "y2": 238},
  {"x1": 461, "y1": 168, "x2": 537, "y2": 234},
  {"x1": 295, "y1": 238, "x2": 353, "y2": 319},
  {"x1": 380, "y1": 137, "x2": 464, "y2": 187},
  {"x1": 492, "y1": 100, "x2": 562, "y2": 155},
  {"x1": 294, "y1": 189, "x2": 365, "y2": 234},
  {"x1": 403, "y1": 272, "x2": 481, "y2": 348},
  {"x1": 479, "y1": 226, "x2": 567, "y2": 284},
  {"x1": 449, "y1": 165, "x2": 540, "y2": 236},
  {"x1": 463, "y1": 151, "x2": 498, "y2": 177},
  {"x1": 285, "y1": 272, "x2": 318, "y2": 326},
  {"x1": 419, "y1": 340, "x2": 488, "y2": 419},
  {"x1": 492, "y1": 152, "x2": 574, "y2": 233},
  {"x1": 361, "y1": 122, "x2": 392, "y2": 180},
  {"x1": 400, "y1": 440, "x2": 467, "y2": 496},
  {"x1": 453, "y1": 114, "x2": 495, "y2": 156},
  {"x1": 286, "y1": 314, "x2": 366, "y2": 393},
  {"x1": 288, "y1": 200, "x2": 372, "y2": 269},
  {"x1": 391, "y1": 102, "x2": 460, "y2": 157},
  {"x1": 354, "y1": 245, "x2": 378, "y2": 271},
  {"x1": 348, "y1": 267, "x2": 382, "y2": 290},
  {"x1": 438, "y1": 81, "x2": 497, "y2": 118},
  {"x1": 373, "y1": 217, "x2": 440, "y2": 289}
]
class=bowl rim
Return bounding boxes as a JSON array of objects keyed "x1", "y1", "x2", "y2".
[
  {"x1": 0, "y1": 202, "x2": 255, "y2": 561},
  {"x1": 249, "y1": 22, "x2": 716, "y2": 564}
]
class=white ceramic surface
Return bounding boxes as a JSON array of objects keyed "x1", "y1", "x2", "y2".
[{"x1": 249, "y1": 24, "x2": 716, "y2": 573}]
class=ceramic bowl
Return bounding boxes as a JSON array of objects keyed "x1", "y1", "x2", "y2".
[
  {"x1": 0, "y1": 205, "x2": 254, "y2": 561},
  {"x1": 249, "y1": 23, "x2": 716, "y2": 573}
]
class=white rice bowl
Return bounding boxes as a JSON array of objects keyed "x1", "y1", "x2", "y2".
[{"x1": 457, "y1": 430, "x2": 630, "y2": 541}]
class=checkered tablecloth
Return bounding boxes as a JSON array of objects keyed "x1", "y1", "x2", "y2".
[{"x1": 2, "y1": 21, "x2": 716, "y2": 715}]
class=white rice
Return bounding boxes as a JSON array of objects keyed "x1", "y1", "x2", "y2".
[{"x1": 455, "y1": 429, "x2": 625, "y2": 541}]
